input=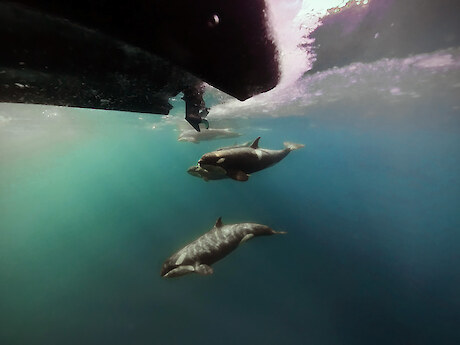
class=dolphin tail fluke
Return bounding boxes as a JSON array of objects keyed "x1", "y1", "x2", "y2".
[
  {"x1": 273, "y1": 230, "x2": 287, "y2": 235},
  {"x1": 283, "y1": 142, "x2": 305, "y2": 151}
]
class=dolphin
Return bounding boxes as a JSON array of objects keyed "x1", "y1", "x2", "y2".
[
  {"x1": 160, "y1": 217, "x2": 286, "y2": 278},
  {"x1": 192, "y1": 137, "x2": 304, "y2": 181},
  {"x1": 178, "y1": 128, "x2": 241, "y2": 143}
]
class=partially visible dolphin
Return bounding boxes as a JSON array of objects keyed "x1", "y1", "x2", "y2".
[
  {"x1": 178, "y1": 128, "x2": 241, "y2": 143},
  {"x1": 160, "y1": 217, "x2": 286, "y2": 278},
  {"x1": 215, "y1": 140, "x2": 252, "y2": 150},
  {"x1": 187, "y1": 164, "x2": 228, "y2": 181},
  {"x1": 192, "y1": 137, "x2": 304, "y2": 181}
]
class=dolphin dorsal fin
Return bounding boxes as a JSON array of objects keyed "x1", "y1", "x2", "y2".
[
  {"x1": 250, "y1": 137, "x2": 261, "y2": 149},
  {"x1": 215, "y1": 217, "x2": 223, "y2": 228}
]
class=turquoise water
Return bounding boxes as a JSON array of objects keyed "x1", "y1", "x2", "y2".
[
  {"x1": 1, "y1": 103, "x2": 459, "y2": 344},
  {"x1": 1, "y1": 49, "x2": 460, "y2": 344}
]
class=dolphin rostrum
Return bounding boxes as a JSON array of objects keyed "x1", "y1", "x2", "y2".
[
  {"x1": 191, "y1": 137, "x2": 304, "y2": 181},
  {"x1": 160, "y1": 217, "x2": 286, "y2": 278}
]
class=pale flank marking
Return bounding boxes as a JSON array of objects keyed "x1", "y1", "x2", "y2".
[
  {"x1": 255, "y1": 149, "x2": 263, "y2": 160},
  {"x1": 202, "y1": 244, "x2": 211, "y2": 254},
  {"x1": 175, "y1": 252, "x2": 187, "y2": 265},
  {"x1": 201, "y1": 239, "x2": 212, "y2": 254},
  {"x1": 216, "y1": 228, "x2": 225, "y2": 242},
  {"x1": 204, "y1": 234, "x2": 216, "y2": 249},
  {"x1": 217, "y1": 158, "x2": 225, "y2": 164},
  {"x1": 214, "y1": 231, "x2": 222, "y2": 242}
]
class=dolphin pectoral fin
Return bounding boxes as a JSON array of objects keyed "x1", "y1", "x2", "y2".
[
  {"x1": 195, "y1": 264, "x2": 213, "y2": 275},
  {"x1": 239, "y1": 233, "x2": 254, "y2": 245},
  {"x1": 227, "y1": 170, "x2": 249, "y2": 182}
]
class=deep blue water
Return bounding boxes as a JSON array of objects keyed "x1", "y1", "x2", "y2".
[{"x1": 1, "y1": 96, "x2": 459, "y2": 344}]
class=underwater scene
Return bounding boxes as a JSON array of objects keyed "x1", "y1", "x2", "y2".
[{"x1": 1, "y1": 1, "x2": 460, "y2": 344}]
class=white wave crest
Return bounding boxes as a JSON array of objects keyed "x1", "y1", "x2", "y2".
[{"x1": 208, "y1": 48, "x2": 460, "y2": 119}]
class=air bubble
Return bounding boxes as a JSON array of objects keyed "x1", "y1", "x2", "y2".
[{"x1": 208, "y1": 14, "x2": 220, "y2": 28}]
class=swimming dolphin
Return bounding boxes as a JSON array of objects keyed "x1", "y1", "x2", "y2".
[
  {"x1": 178, "y1": 128, "x2": 241, "y2": 143},
  {"x1": 160, "y1": 217, "x2": 286, "y2": 278},
  {"x1": 192, "y1": 137, "x2": 304, "y2": 181}
]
